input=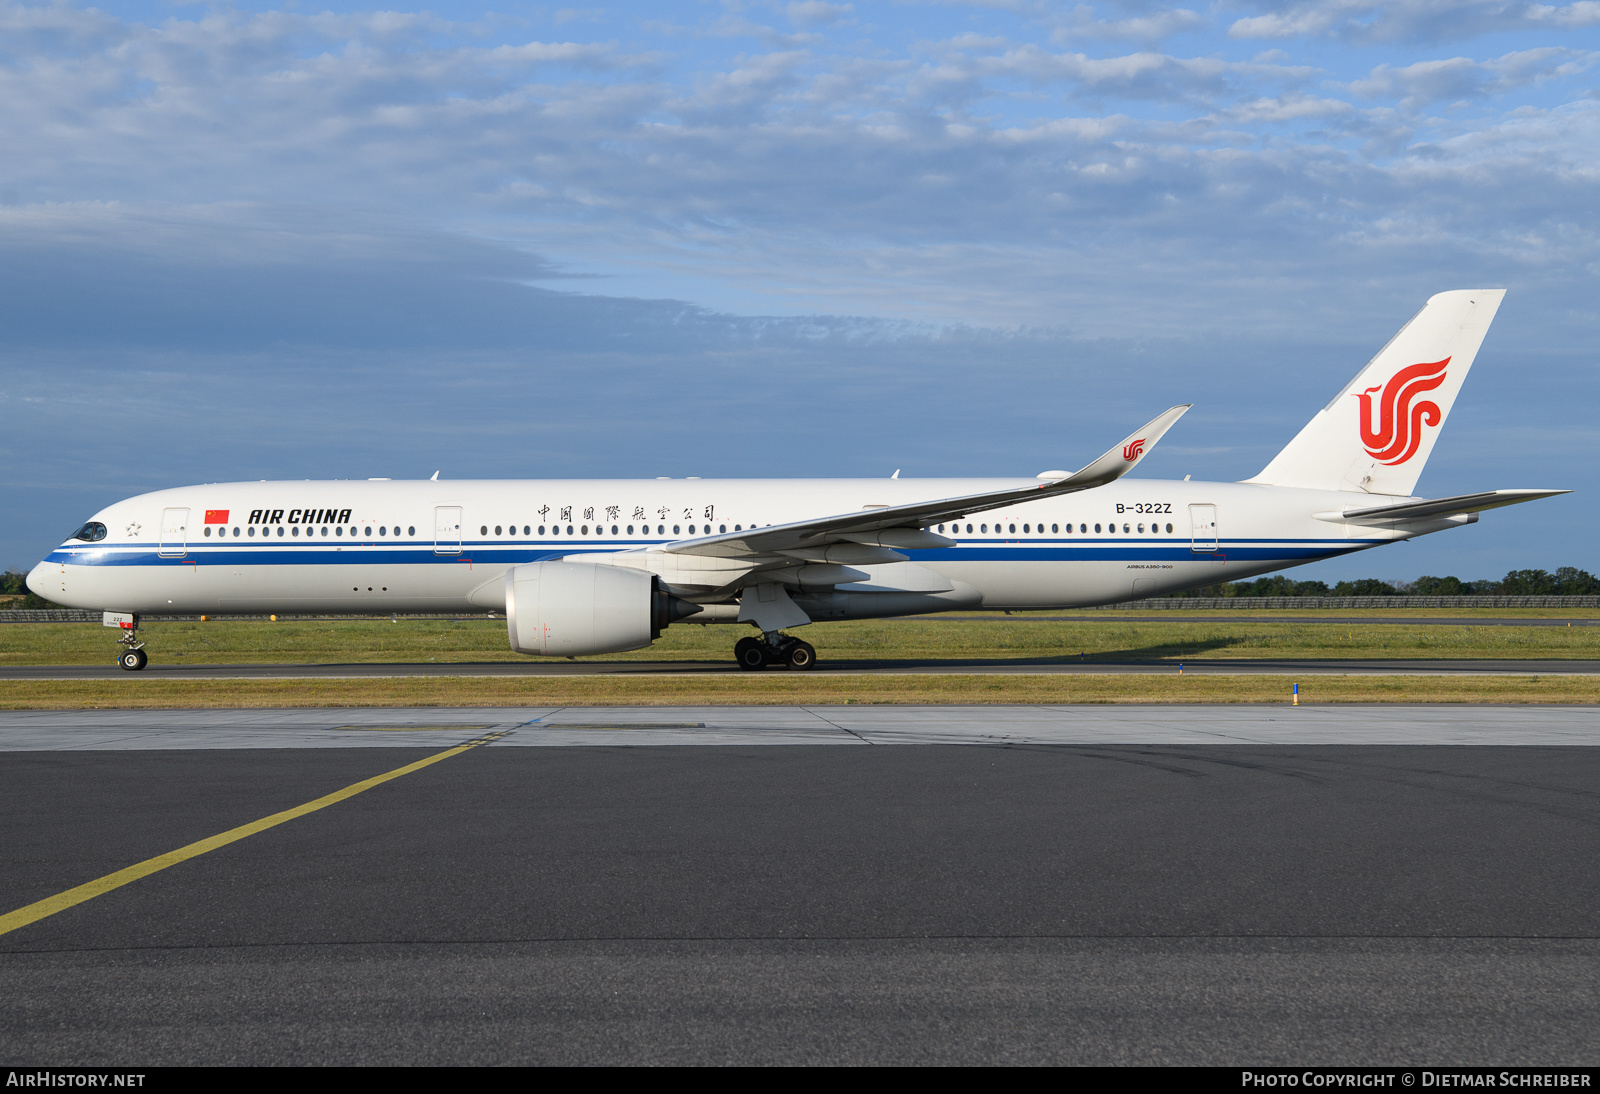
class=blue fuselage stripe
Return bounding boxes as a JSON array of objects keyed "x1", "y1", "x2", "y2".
[{"x1": 48, "y1": 538, "x2": 1369, "y2": 568}]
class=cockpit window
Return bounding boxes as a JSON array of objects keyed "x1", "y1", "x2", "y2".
[{"x1": 71, "y1": 522, "x2": 107, "y2": 542}]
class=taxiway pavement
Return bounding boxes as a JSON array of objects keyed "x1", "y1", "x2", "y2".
[{"x1": 3, "y1": 705, "x2": 1598, "y2": 1065}]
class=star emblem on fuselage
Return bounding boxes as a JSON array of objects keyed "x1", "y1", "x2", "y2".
[{"x1": 126, "y1": 521, "x2": 142, "y2": 537}]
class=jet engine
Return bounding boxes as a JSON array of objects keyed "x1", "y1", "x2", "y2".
[{"x1": 505, "y1": 561, "x2": 701, "y2": 656}]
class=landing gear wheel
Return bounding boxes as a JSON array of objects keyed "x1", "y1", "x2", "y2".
[
  {"x1": 736, "y1": 640, "x2": 769, "y2": 670},
  {"x1": 786, "y1": 641, "x2": 817, "y2": 670},
  {"x1": 118, "y1": 649, "x2": 148, "y2": 672}
]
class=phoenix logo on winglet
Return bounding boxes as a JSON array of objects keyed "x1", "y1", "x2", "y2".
[
  {"x1": 1122, "y1": 439, "x2": 1146, "y2": 462},
  {"x1": 1355, "y1": 357, "x2": 1450, "y2": 465}
]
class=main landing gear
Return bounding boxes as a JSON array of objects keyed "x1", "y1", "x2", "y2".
[{"x1": 735, "y1": 633, "x2": 817, "y2": 671}]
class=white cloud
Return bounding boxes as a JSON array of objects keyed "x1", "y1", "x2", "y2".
[
  {"x1": 1048, "y1": 4, "x2": 1208, "y2": 44},
  {"x1": 1346, "y1": 48, "x2": 1600, "y2": 110},
  {"x1": 785, "y1": 1, "x2": 853, "y2": 28},
  {"x1": 0, "y1": 0, "x2": 1595, "y2": 337},
  {"x1": 1229, "y1": 0, "x2": 1600, "y2": 42}
]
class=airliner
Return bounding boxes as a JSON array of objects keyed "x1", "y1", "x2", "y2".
[{"x1": 30, "y1": 289, "x2": 1566, "y2": 671}]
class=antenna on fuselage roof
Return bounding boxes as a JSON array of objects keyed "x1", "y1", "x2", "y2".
[
  {"x1": 891, "y1": 469, "x2": 901, "y2": 479},
  {"x1": 430, "y1": 471, "x2": 440, "y2": 481}
]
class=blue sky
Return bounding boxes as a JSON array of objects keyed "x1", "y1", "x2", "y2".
[{"x1": 2, "y1": 0, "x2": 1597, "y2": 583}]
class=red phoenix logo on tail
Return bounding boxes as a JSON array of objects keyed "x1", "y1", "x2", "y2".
[
  {"x1": 1122, "y1": 438, "x2": 1146, "y2": 462},
  {"x1": 1354, "y1": 357, "x2": 1450, "y2": 465}
]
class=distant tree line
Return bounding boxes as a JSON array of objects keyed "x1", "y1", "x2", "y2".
[
  {"x1": 0, "y1": 570, "x2": 60, "y2": 609},
  {"x1": 1166, "y1": 568, "x2": 1600, "y2": 598}
]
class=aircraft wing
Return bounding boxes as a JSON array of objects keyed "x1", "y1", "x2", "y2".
[
  {"x1": 661, "y1": 405, "x2": 1192, "y2": 559},
  {"x1": 1322, "y1": 489, "x2": 1569, "y2": 524}
]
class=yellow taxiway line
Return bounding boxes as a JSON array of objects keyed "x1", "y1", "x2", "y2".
[{"x1": 0, "y1": 727, "x2": 511, "y2": 939}]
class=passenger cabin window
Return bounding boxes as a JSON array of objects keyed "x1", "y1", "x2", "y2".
[{"x1": 408, "y1": 526, "x2": 416, "y2": 536}]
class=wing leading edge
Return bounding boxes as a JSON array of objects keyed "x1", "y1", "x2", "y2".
[{"x1": 658, "y1": 404, "x2": 1193, "y2": 560}]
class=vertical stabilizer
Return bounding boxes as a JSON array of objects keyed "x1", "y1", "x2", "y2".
[{"x1": 1245, "y1": 289, "x2": 1505, "y2": 496}]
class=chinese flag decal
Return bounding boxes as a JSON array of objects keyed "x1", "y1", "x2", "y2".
[{"x1": 205, "y1": 510, "x2": 229, "y2": 524}]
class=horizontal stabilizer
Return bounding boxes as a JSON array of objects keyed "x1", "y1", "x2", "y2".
[{"x1": 1317, "y1": 488, "x2": 1568, "y2": 525}]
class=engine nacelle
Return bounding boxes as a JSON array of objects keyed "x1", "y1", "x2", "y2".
[{"x1": 505, "y1": 561, "x2": 699, "y2": 656}]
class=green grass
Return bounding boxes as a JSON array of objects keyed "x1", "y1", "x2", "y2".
[
  {"x1": 3, "y1": 612, "x2": 1600, "y2": 666},
  {"x1": 6, "y1": 673, "x2": 1600, "y2": 709}
]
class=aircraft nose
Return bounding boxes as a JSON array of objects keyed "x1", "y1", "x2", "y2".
[{"x1": 25, "y1": 560, "x2": 51, "y2": 598}]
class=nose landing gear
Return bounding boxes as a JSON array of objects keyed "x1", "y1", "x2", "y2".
[
  {"x1": 735, "y1": 633, "x2": 817, "y2": 670},
  {"x1": 106, "y1": 612, "x2": 148, "y2": 671}
]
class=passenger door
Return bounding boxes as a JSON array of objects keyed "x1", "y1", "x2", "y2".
[
  {"x1": 159, "y1": 508, "x2": 189, "y2": 558},
  {"x1": 434, "y1": 506, "x2": 463, "y2": 555},
  {"x1": 1189, "y1": 504, "x2": 1218, "y2": 553}
]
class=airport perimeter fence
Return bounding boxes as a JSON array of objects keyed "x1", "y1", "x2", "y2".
[
  {"x1": 1092, "y1": 596, "x2": 1600, "y2": 610},
  {"x1": 4, "y1": 596, "x2": 1600, "y2": 623}
]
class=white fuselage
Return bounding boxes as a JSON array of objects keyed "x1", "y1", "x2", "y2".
[{"x1": 31, "y1": 476, "x2": 1417, "y2": 620}]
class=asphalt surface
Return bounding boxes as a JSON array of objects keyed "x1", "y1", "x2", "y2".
[
  {"x1": 6, "y1": 656, "x2": 1600, "y2": 678},
  {"x1": 3, "y1": 706, "x2": 1599, "y2": 1064}
]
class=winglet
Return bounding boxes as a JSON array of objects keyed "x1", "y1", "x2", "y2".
[{"x1": 1046, "y1": 405, "x2": 1191, "y2": 492}]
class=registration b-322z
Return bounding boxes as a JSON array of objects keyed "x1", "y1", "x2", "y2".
[{"x1": 31, "y1": 289, "x2": 1566, "y2": 670}]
